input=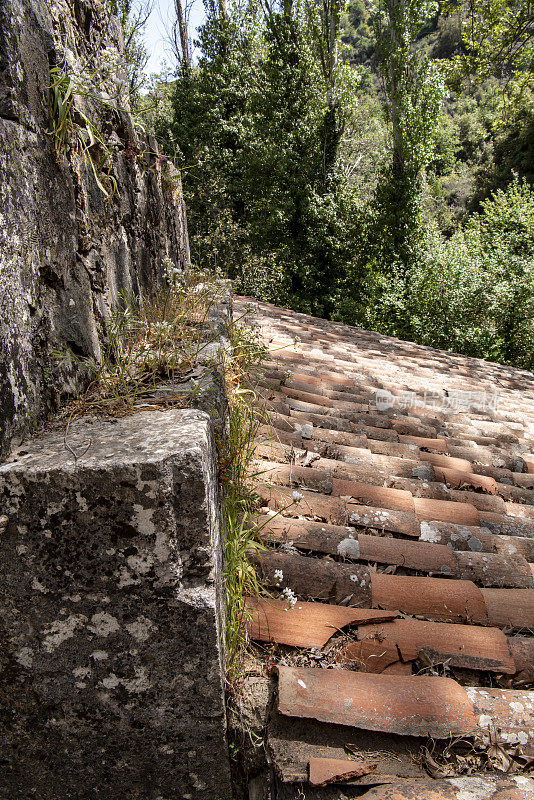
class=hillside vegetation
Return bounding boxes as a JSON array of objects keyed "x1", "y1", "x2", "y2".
[{"x1": 139, "y1": 0, "x2": 534, "y2": 369}]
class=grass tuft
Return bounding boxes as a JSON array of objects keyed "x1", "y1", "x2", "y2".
[
  {"x1": 220, "y1": 316, "x2": 269, "y2": 689},
  {"x1": 56, "y1": 262, "x2": 226, "y2": 418}
]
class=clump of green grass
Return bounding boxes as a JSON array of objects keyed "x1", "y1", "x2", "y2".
[
  {"x1": 57, "y1": 262, "x2": 226, "y2": 416},
  {"x1": 220, "y1": 317, "x2": 269, "y2": 688}
]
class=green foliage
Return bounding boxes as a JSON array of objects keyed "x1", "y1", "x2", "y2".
[
  {"x1": 57, "y1": 263, "x2": 227, "y2": 411},
  {"x1": 140, "y1": 0, "x2": 534, "y2": 372},
  {"x1": 166, "y1": 0, "x2": 360, "y2": 316},
  {"x1": 341, "y1": 0, "x2": 376, "y2": 64},
  {"x1": 337, "y1": 176, "x2": 534, "y2": 369},
  {"x1": 365, "y1": 0, "x2": 445, "y2": 269},
  {"x1": 48, "y1": 65, "x2": 119, "y2": 199},
  {"x1": 220, "y1": 319, "x2": 267, "y2": 686}
]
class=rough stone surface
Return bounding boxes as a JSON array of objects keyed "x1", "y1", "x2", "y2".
[
  {"x1": 0, "y1": 0, "x2": 190, "y2": 458},
  {"x1": 0, "y1": 409, "x2": 232, "y2": 799}
]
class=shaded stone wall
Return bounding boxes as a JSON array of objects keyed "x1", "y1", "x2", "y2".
[{"x1": 0, "y1": 0, "x2": 190, "y2": 458}]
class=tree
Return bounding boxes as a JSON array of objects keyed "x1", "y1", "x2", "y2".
[
  {"x1": 109, "y1": 0, "x2": 153, "y2": 101},
  {"x1": 370, "y1": 0, "x2": 444, "y2": 268},
  {"x1": 445, "y1": 0, "x2": 534, "y2": 84},
  {"x1": 170, "y1": 0, "x2": 193, "y2": 72},
  {"x1": 168, "y1": 0, "x2": 359, "y2": 314}
]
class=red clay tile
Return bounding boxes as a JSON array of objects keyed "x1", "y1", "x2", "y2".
[
  {"x1": 357, "y1": 535, "x2": 458, "y2": 574},
  {"x1": 454, "y1": 551, "x2": 534, "y2": 588},
  {"x1": 367, "y1": 440, "x2": 420, "y2": 458},
  {"x1": 467, "y1": 685, "x2": 534, "y2": 753},
  {"x1": 286, "y1": 370, "x2": 357, "y2": 390},
  {"x1": 250, "y1": 550, "x2": 371, "y2": 605},
  {"x1": 446, "y1": 490, "x2": 506, "y2": 515},
  {"x1": 277, "y1": 667, "x2": 478, "y2": 738},
  {"x1": 352, "y1": 618, "x2": 516, "y2": 674},
  {"x1": 420, "y1": 452, "x2": 473, "y2": 472},
  {"x1": 504, "y1": 501, "x2": 534, "y2": 521},
  {"x1": 358, "y1": 779, "x2": 534, "y2": 799},
  {"x1": 413, "y1": 497, "x2": 480, "y2": 526},
  {"x1": 392, "y1": 418, "x2": 441, "y2": 438},
  {"x1": 480, "y1": 511, "x2": 534, "y2": 537},
  {"x1": 332, "y1": 480, "x2": 415, "y2": 513},
  {"x1": 255, "y1": 459, "x2": 334, "y2": 494},
  {"x1": 245, "y1": 597, "x2": 396, "y2": 649},
  {"x1": 399, "y1": 435, "x2": 448, "y2": 452},
  {"x1": 418, "y1": 521, "x2": 534, "y2": 561},
  {"x1": 257, "y1": 484, "x2": 347, "y2": 525},
  {"x1": 481, "y1": 588, "x2": 534, "y2": 630},
  {"x1": 371, "y1": 574, "x2": 488, "y2": 624},
  {"x1": 308, "y1": 757, "x2": 378, "y2": 786},
  {"x1": 342, "y1": 638, "x2": 402, "y2": 673},
  {"x1": 507, "y1": 636, "x2": 534, "y2": 679},
  {"x1": 434, "y1": 467, "x2": 498, "y2": 494},
  {"x1": 347, "y1": 505, "x2": 421, "y2": 537}
]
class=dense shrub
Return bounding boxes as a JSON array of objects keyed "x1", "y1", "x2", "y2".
[{"x1": 336, "y1": 176, "x2": 534, "y2": 369}]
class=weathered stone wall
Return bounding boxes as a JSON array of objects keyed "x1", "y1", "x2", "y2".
[
  {"x1": 0, "y1": 0, "x2": 190, "y2": 459},
  {"x1": 0, "y1": 409, "x2": 232, "y2": 799}
]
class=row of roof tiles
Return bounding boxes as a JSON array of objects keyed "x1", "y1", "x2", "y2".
[{"x1": 235, "y1": 297, "x2": 534, "y2": 799}]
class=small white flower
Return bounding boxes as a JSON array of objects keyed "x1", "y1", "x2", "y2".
[
  {"x1": 152, "y1": 321, "x2": 171, "y2": 333},
  {"x1": 273, "y1": 569, "x2": 283, "y2": 586},
  {"x1": 292, "y1": 490, "x2": 304, "y2": 503},
  {"x1": 282, "y1": 587, "x2": 297, "y2": 608}
]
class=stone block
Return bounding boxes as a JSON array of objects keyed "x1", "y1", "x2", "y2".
[{"x1": 0, "y1": 409, "x2": 232, "y2": 799}]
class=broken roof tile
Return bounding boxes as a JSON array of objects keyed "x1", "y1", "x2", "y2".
[
  {"x1": 351, "y1": 618, "x2": 516, "y2": 674},
  {"x1": 308, "y1": 757, "x2": 378, "y2": 786},
  {"x1": 245, "y1": 596, "x2": 396, "y2": 649},
  {"x1": 433, "y1": 467, "x2": 498, "y2": 495},
  {"x1": 399, "y1": 435, "x2": 448, "y2": 452}
]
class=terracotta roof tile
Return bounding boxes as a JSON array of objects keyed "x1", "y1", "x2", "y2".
[
  {"x1": 245, "y1": 596, "x2": 396, "y2": 648},
  {"x1": 418, "y1": 521, "x2": 534, "y2": 561},
  {"x1": 399, "y1": 435, "x2": 448, "y2": 452},
  {"x1": 250, "y1": 549, "x2": 371, "y2": 605},
  {"x1": 413, "y1": 497, "x2": 480, "y2": 526},
  {"x1": 466, "y1": 685, "x2": 534, "y2": 754},
  {"x1": 420, "y1": 452, "x2": 474, "y2": 472},
  {"x1": 370, "y1": 574, "x2": 488, "y2": 624},
  {"x1": 238, "y1": 296, "x2": 534, "y2": 787},
  {"x1": 480, "y1": 588, "x2": 534, "y2": 629},
  {"x1": 308, "y1": 757, "x2": 378, "y2": 786},
  {"x1": 480, "y1": 513, "x2": 534, "y2": 538},
  {"x1": 358, "y1": 778, "x2": 534, "y2": 799},
  {"x1": 277, "y1": 667, "x2": 478, "y2": 738},
  {"x1": 333, "y1": 480, "x2": 415, "y2": 513},
  {"x1": 433, "y1": 467, "x2": 498, "y2": 494}
]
